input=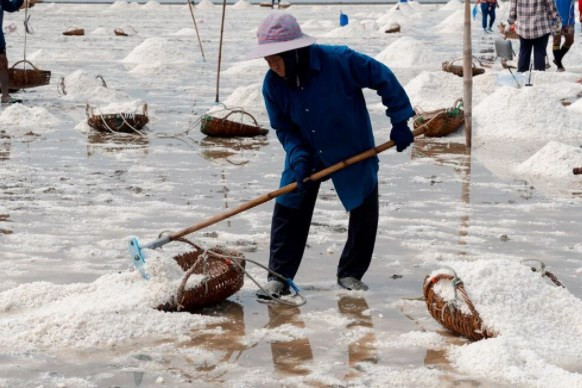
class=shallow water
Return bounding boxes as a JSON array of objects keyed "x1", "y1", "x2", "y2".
[{"x1": 0, "y1": 3, "x2": 581, "y2": 387}]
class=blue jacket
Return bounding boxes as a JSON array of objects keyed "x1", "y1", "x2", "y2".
[
  {"x1": 263, "y1": 44, "x2": 414, "y2": 211},
  {"x1": 555, "y1": 0, "x2": 575, "y2": 26},
  {"x1": 0, "y1": 0, "x2": 24, "y2": 50}
]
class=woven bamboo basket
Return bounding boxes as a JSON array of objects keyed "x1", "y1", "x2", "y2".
[
  {"x1": 413, "y1": 99, "x2": 464, "y2": 137},
  {"x1": 86, "y1": 102, "x2": 149, "y2": 133},
  {"x1": 157, "y1": 246, "x2": 246, "y2": 312},
  {"x1": 385, "y1": 23, "x2": 401, "y2": 33},
  {"x1": 201, "y1": 109, "x2": 268, "y2": 138},
  {"x1": 8, "y1": 60, "x2": 51, "y2": 90},
  {"x1": 63, "y1": 28, "x2": 84, "y2": 36},
  {"x1": 423, "y1": 272, "x2": 495, "y2": 341},
  {"x1": 442, "y1": 58, "x2": 485, "y2": 78},
  {"x1": 114, "y1": 28, "x2": 128, "y2": 36}
]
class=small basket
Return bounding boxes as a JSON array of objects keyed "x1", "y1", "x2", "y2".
[
  {"x1": 423, "y1": 271, "x2": 495, "y2": 341},
  {"x1": 413, "y1": 98, "x2": 464, "y2": 137},
  {"x1": 63, "y1": 28, "x2": 84, "y2": 36},
  {"x1": 385, "y1": 23, "x2": 401, "y2": 33},
  {"x1": 8, "y1": 60, "x2": 51, "y2": 90},
  {"x1": 86, "y1": 102, "x2": 149, "y2": 133},
  {"x1": 442, "y1": 57, "x2": 485, "y2": 78},
  {"x1": 158, "y1": 246, "x2": 246, "y2": 312},
  {"x1": 201, "y1": 109, "x2": 268, "y2": 138},
  {"x1": 114, "y1": 28, "x2": 128, "y2": 36}
]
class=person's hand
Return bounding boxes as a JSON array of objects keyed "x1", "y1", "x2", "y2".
[
  {"x1": 390, "y1": 121, "x2": 414, "y2": 152},
  {"x1": 291, "y1": 157, "x2": 312, "y2": 191},
  {"x1": 553, "y1": 20, "x2": 562, "y2": 35}
]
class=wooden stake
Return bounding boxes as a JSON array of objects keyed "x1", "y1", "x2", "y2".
[
  {"x1": 215, "y1": 0, "x2": 227, "y2": 103},
  {"x1": 463, "y1": 0, "x2": 473, "y2": 148},
  {"x1": 187, "y1": 0, "x2": 206, "y2": 62}
]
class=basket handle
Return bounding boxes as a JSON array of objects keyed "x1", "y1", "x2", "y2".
[
  {"x1": 448, "y1": 57, "x2": 483, "y2": 69},
  {"x1": 10, "y1": 59, "x2": 39, "y2": 71},
  {"x1": 141, "y1": 102, "x2": 148, "y2": 116},
  {"x1": 85, "y1": 103, "x2": 95, "y2": 119},
  {"x1": 222, "y1": 108, "x2": 260, "y2": 128}
]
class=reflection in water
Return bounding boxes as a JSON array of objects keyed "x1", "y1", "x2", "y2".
[
  {"x1": 86, "y1": 131, "x2": 149, "y2": 158},
  {"x1": 338, "y1": 295, "x2": 378, "y2": 379},
  {"x1": 267, "y1": 304, "x2": 314, "y2": 376},
  {"x1": 199, "y1": 136, "x2": 268, "y2": 166},
  {"x1": 0, "y1": 213, "x2": 12, "y2": 235},
  {"x1": 458, "y1": 148, "x2": 472, "y2": 257},
  {"x1": 0, "y1": 131, "x2": 10, "y2": 161}
]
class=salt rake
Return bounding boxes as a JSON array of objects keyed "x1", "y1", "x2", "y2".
[{"x1": 130, "y1": 115, "x2": 459, "y2": 279}]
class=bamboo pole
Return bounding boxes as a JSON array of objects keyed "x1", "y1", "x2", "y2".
[
  {"x1": 187, "y1": 0, "x2": 206, "y2": 62},
  {"x1": 463, "y1": 0, "x2": 473, "y2": 148},
  {"x1": 215, "y1": 0, "x2": 227, "y2": 103}
]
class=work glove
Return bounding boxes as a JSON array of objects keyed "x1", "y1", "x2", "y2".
[
  {"x1": 390, "y1": 121, "x2": 414, "y2": 152},
  {"x1": 291, "y1": 157, "x2": 313, "y2": 191}
]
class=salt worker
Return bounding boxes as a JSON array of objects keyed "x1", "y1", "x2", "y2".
[
  {"x1": 247, "y1": 13, "x2": 415, "y2": 299},
  {"x1": 0, "y1": 0, "x2": 24, "y2": 104}
]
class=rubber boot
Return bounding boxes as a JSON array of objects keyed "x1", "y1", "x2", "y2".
[
  {"x1": 552, "y1": 48, "x2": 565, "y2": 71},
  {"x1": 558, "y1": 46, "x2": 570, "y2": 71}
]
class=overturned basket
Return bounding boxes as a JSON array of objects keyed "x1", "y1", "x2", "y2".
[
  {"x1": 385, "y1": 23, "x2": 401, "y2": 33},
  {"x1": 413, "y1": 98, "x2": 464, "y2": 137},
  {"x1": 86, "y1": 102, "x2": 149, "y2": 133},
  {"x1": 201, "y1": 109, "x2": 268, "y2": 138},
  {"x1": 8, "y1": 60, "x2": 51, "y2": 90},
  {"x1": 442, "y1": 57, "x2": 485, "y2": 78},
  {"x1": 63, "y1": 27, "x2": 84, "y2": 36},
  {"x1": 158, "y1": 246, "x2": 246, "y2": 312},
  {"x1": 424, "y1": 270, "x2": 495, "y2": 341}
]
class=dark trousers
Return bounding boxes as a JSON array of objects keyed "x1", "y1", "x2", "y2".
[
  {"x1": 268, "y1": 183, "x2": 379, "y2": 281},
  {"x1": 480, "y1": 3, "x2": 496, "y2": 29},
  {"x1": 517, "y1": 34, "x2": 549, "y2": 72}
]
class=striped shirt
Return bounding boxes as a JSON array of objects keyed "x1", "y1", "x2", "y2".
[{"x1": 508, "y1": 0, "x2": 561, "y2": 39}]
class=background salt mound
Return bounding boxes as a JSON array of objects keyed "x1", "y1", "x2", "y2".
[
  {"x1": 122, "y1": 37, "x2": 195, "y2": 65},
  {"x1": 61, "y1": 70, "x2": 130, "y2": 103},
  {"x1": 108, "y1": 0, "x2": 129, "y2": 9},
  {"x1": 0, "y1": 251, "x2": 215, "y2": 351},
  {"x1": 197, "y1": 0, "x2": 215, "y2": 9},
  {"x1": 0, "y1": 105, "x2": 61, "y2": 136},
  {"x1": 515, "y1": 141, "x2": 582, "y2": 183},
  {"x1": 142, "y1": 0, "x2": 161, "y2": 9},
  {"x1": 440, "y1": 0, "x2": 463, "y2": 11},
  {"x1": 301, "y1": 18, "x2": 335, "y2": 30},
  {"x1": 210, "y1": 83, "x2": 265, "y2": 116},
  {"x1": 91, "y1": 27, "x2": 108, "y2": 35},
  {"x1": 171, "y1": 28, "x2": 196, "y2": 36},
  {"x1": 222, "y1": 58, "x2": 265, "y2": 77},
  {"x1": 324, "y1": 20, "x2": 380, "y2": 38},
  {"x1": 436, "y1": 9, "x2": 464, "y2": 34},
  {"x1": 473, "y1": 86, "x2": 579, "y2": 141},
  {"x1": 375, "y1": 37, "x2": 435, "y2": 68},
  {"x1": 232, "y1": 0, "x2": 251, "y2": 9},
  {"x1": 93, "y1": 99, "x2": 147, "y2": 115},
  {"x1": 443, "y1": 259, "x2": 582, "y2": 386},
  {"x1": 376, "y1": 8, "x2": 413, "y2": 26}
]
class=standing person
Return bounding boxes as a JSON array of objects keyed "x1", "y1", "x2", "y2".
[
  {"x1": 0, "y1": 0, "x2": 24, "y2": 104},
  {"x1": 247, "y1": 13, "x2": 415, "y2": 298},
  {"x1": 476, "y1": 0, "x2": 498, "y2": 33},
  {"x1": 508, "y1": 0, "x2": 561, "y2": 72},
  {"x1": 553, "y1": 0, "x2": 576, "y2": 71}
]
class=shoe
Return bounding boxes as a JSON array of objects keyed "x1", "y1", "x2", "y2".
[
  {"x1": 338, "y1": 277, "x2": 369, "y2": 291},
  {"x1": 487, "y1": 27, "x2": 493, "y2": 33},
  {"x1": 557, "y1": 67, "x2": 566, "y2": 72},
  {"x1": 256, "y1": 279, "x2": 291, "y2": 300},
  {"x1": 1, "y1": 97, "x2": 22, "y2": 104}
]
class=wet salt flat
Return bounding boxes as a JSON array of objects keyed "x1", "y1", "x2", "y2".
[{"x1": 0, "y1": 1, "x2": 582, "y2": 387}]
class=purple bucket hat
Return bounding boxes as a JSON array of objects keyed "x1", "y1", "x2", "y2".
[{"x1": 246, "y1": 13, "x2": 316, "y2": 60}]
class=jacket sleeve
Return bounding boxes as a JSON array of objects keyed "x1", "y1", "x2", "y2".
[
  {"x1": 508, "y1": 0, "x2": 517, "y2": 23},
  {"x1": 2, "y1": 0, "x2": 25, "y2": 13},
  {"x1": 545, "y1": 0, "x2": 560, "y2": 21},
  {"x1": 343, "y1": 47, "x2": 415, "y2": 125},
  {"x1": 262, "y1": 77, "x2": 310, "y2": 166}
]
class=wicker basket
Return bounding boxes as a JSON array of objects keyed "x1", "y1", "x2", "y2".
[
  {"x1": 413, "y1": 99, "x2": 464, "y2": 137},
  {"x1": 201, "y1": 109, "x2": 268, "y2": 137},
  {"x1": 63, "y1": 28, "x2": 84, "y2": 36},
  {"x1": 424, "y1": 272, "x2": 495, "y2": 341},
  {"x1": 114, "y1": 28, "x2": 128, "y2": 36},
  {"x1": 385, "y1": 23, "x2": 401, "y2": 33},
  {"x1": 157, "y1": 247, "x2": 246, "y2": 312},
  {"x1": 86, "y1": 102, "x2": 149, "y2": 133},
  {"x1": 442, "y1": 58, "x2": 485, "y2": 78},
  {"x1": 8, "y1": 60, "x2": 51, "y2": 90}
]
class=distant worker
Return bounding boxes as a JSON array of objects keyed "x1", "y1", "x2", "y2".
[
  {"x1": 552, "y1": 0, "x2": 575, "y2": 72},
  {"x1": 0, "y1": 0, "x2": 24, "y2": 104},
  {"x1": 476, "y1": 0, "x2": 498, "y2": 33}
]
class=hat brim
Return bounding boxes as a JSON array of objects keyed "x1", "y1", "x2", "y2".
[{"x1": 245, "y1": 34, "x2": 316, "y2": 60}]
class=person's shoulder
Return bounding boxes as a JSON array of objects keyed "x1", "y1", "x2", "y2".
[{"x1": 315, "y1": 44, "x2": 353, "y2": 57}]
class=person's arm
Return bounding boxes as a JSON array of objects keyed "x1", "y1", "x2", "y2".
[
  {"x1": 545, "y1": 0, "x2": 560, "y2": 22},
  {"x1": 263, "y1": 80, "x2": 310, "y2": 166},
  {"x1": 2, "y1": 0, "x2": 25, "y2": 13},
  {"x1": 343, "y1": 47, "x2": 414, "y2": 125},
  {"x1": 508, "y1": 0, "x2": 517, "y2": 24}
]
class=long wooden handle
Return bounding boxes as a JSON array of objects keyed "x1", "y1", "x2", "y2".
[{"x1": 162, "y1": 126, "x2": 426, "y2": 243}]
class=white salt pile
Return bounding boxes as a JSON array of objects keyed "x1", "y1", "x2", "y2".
[
  {"x1": 122, "y1": 37, "x2": 194, "y2": 65},
  {"x1": 232, "y1": 0, "x2": 252, "y2": 9},
  {"x1": 171, "y1": 28, "x2": 196, "y2": 36},
  {"x1": 93, "y1": 99, "x2": 147, "y2": 115},
  {"x1": 376, "y1": 8, "x2": 413, "y2": 26},
  {"x1": 61, "y1": 70, "x2": 130, "y2": 104},
  {"x1": 432, "y1": 259, "x2": 582, "y2": 386},
  {"x1": 515, "y1": 141, "x2": 582, "y2": 182},
  {"x1": 222, "y1": 58, "x2": 266, "y2": 77},
  {"x1": 0, "y1": 250, "x2": 216, "y2": 352},
  {"x1": 436, "y1": 9, "x2": 464, "y2": 34},
  {"x1": 324, "y1": 20, "x2": 380, "y2": 38},
  {"x1": 440, "y1": 0, "x2": 463, "y2": 11},
  {"x1": 142, "y1": 0, "x2": 162, "y2": 9},
  {"x1": 218, "y1": 83, "x2": 265, "y2": 114},
  {"x1": 375, "y1": 37, "x2": 437, "y2": 68},
  {"x1": 0, "y1": 104, "x2": 61, "y2": 136},
  {"x1": 108, "y1": 0, "x2": 130, "y2": 10},
  {"x1": 301, "y1": 18, "x2": 335, "y2": 30},
  {"x1": 197, "y1": 0, "x2": 215, "y2": 9}
]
